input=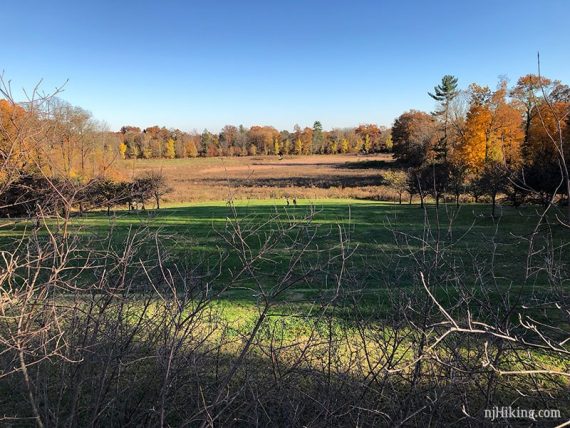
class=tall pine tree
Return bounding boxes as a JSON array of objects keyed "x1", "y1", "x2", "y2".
[
  {"x1": 312, "y1": 121, "x2": 323, "y2": 154},
  {"x1": 429, "y1": 75, "x2": 459, "y2": 161}
]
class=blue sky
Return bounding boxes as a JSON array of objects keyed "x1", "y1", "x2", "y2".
[{"x1": 3, "y1": 0, "x2": 569, "y2": 132}]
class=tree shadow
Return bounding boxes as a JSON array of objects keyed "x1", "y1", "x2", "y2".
[
  {"x1": 335, "y1": 159, "x2": 399, "y2": 170},
  {"x1": 200, "y1": 175, "x2": 385, "y2": 189}
]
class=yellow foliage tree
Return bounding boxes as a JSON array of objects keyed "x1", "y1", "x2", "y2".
[
  {"x1": 164, "y1": 138, "x2": 176, "y2": 159},
  {"x1": 185, "y1": 139, "x2": 198, "y2": 158},
  {"x1": 330, "y1": 141, "x2": 338, "y2": 154},
  {"x1": 119, "y1": 142, "x2": 127, "y2": 159},
  {"x1": 283, "y1": 139, "x2": 291, "y2": 155},
  {"x1": 294, "y1": 138, "x2": 303, "y2": 155}
]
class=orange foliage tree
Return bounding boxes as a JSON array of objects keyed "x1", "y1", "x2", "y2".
[
  {"x1": 0, "y1": 99, "x2": 30, "y2": 183},
  {"x1": 392, "y1": 110, "x2": 438, "y2": 166},
  {"x1": 524, "y1": 101, "x2": 569, "y2": 173},
  {"x1": 248, "y1": 126, "x2": 280, "y2": 155},
  {"x1": 457, "y1": 82, "x2": 523, "y2": 172},
  {"x1": 510, "y1": 74, "x2": 554, "y2": 145}
]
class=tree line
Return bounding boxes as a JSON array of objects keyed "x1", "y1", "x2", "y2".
[
  {"x1": 117, "y1": 123, "x2": 392, "y2": 159},
  {"x1": 2, "y1": 72, "x2": 569, "y2": 218},
  {"x1": 0, "y1": 81, "x2": 168, "y2": 217},
  {"x1": 388, "y1": 73, "x2": 570, "y2": 218}
]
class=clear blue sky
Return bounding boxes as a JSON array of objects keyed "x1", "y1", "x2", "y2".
[{"x1": 3, "y1": 0, "x2": 569, "y2": 132}]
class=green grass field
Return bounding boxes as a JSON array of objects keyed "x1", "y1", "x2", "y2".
[
  {"x1": 4, "y1": 198, "x2": 567, "y2": 358},
  {"x1": 2, "y1": 199, "x2": 569, "y2": 423},
  {"x1": 2, "y1": 199, "x2": 565, "y2": 308}
]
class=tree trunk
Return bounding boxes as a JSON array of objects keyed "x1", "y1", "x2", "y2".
[{"x1": 564, "y1": 176, "x2": 570, "y2": 224}]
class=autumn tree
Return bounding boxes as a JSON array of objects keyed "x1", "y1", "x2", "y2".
[
  {"x1": 510, "y1": 72, "x2": 569, "y2": 218},
  {"x1": 46, "y1": 100, "x2": 88, "y2": 178},
  {"x1": 378, "y1": 127, "x2": 393, "y2": 151},
  {"x1": 457, "y1": 81, "x2": 523, "y2": 173},
  {"x1": 248, "y1": 126, "x2": 279, "y2": 155},
  {"x1": 164, "y1": 138, "x2": 176, "y2": 159},
  {"x1": 392, "y1": 110, "x2": 438, "y2": 166},
  {"x1": 300, "y1": 127, "x2": 313, "y2": 155},
  {"x1": 510, "y1": 74, "x2": 554, "y2": 146},
  {"x1": 0, "y1": 98, "x2": 30, "y2": 184},
  {"x1": 75, "y1": 111, "x2": 98, "y2": 176},
  {"x1": 523, "y1": 100, "x2": 569, "y2": 203},
  {"x1": 143, "y1": 126, "x2": 167, "y2": 158},
  {"x1": 172, "y1": 131, "x2": 187, "y2": 158},
  {"x1": 1, "y1": 78, "x2": 124, "y2": 217},
  {"x1": 119, "y1": 141, "x2": 127, "y2": 159},
  {"x1": 383, "y1": 170, "x2": 407, "y2": 204},
  {"x1": 185, "y1": 137, "x2": 199, "y2": 158},
  {"x1": 120, "y1": 126, "x2": 141, "y2": 159},
  {"x1": 280, "y1": 130, "x2": 292, "y2": 155},
  {"x1": 220, "y1": 125, "x2": 239, "y2": 155},
  {"x1": 294, "y1": 138, "x2": 303, "y2": 155},
  {"x1": 355, "y1": 124, "x2": 382, "y2": 153}
]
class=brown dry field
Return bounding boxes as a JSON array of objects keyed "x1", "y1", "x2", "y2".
[{"x1": 117, "y1": 153, "x2": 400, "y2": 203}]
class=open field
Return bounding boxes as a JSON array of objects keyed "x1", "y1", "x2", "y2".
[
  {"x1": 118, "y1": 154, "x2": 399, "y2": 203},
  {"x1": 2, "y1": 199, "x2": 566, "y2": 303}
]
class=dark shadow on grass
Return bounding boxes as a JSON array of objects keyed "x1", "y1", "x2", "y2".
[
  {"x1": 335, "y1": 159, "x2": 399, "y2": 170},
  {"x1": 251, "y1": 162, "x2": 342, "y2": 167},
  {"x1": 200, "y1": 175, "x2": 385, "y2": 189}
]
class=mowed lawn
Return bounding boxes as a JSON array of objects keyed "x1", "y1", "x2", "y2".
[{"x1": 1, "y1": 199, "x2": 566, "y2": 307}]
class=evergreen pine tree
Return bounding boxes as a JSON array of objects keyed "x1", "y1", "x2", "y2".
[{"x1": 429, "y1": 75, "x2": 459, "y2": 160}]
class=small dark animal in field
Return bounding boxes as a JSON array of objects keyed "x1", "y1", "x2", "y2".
[
  {"x1": 285, "y1": 198, "x2": 290, "y2": 206},
  {"x1": 293, "y1": 198, "x2": 297, "y2": 206}
]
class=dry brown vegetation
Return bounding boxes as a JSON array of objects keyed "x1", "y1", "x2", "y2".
[{"x1": 118, "y1": 153, "x2": 401, "y2": 203}]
